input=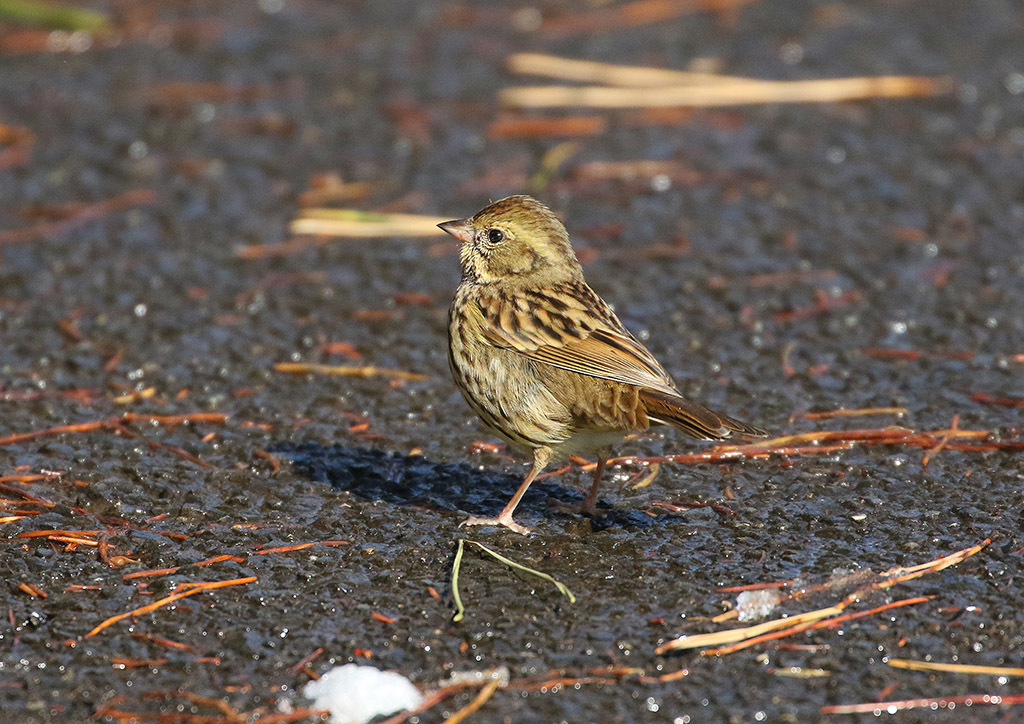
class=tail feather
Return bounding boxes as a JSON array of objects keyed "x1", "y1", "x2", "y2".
[{"x1": 640, "y1": 388, "x2": 767, "y2": 442}]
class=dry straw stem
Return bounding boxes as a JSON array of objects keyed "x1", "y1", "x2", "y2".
[
  {"x1": 509, "y1": 52, "x2": 761, "y2": 88},
  {"x1": 657, "y1": 540, "x2": 989, "y2": 655},
  {"x1": 657, "y1": 604, "x2": 844, "y2": 654},
  {"x1": 274, "y1": 361, "x2": 427, "y2": 382},
  {"x1": 888, "y1": 659, "x2": 1024, "y2": 677},
  {"x1": 822, "y1": 693, "x2": 1024, "y2": 716},
  {"x1": 442, "y1": 679, "x2": 503, "y2": 724},
  {"x1": 710, "y1": 538, "x2": 989, "y2": 627},
  {"x1": 289, "y1": 209, "x2": 451, "y2": 237},
  {"x1": 501, "y1": 76, "x2": 950, "y2": 109}
]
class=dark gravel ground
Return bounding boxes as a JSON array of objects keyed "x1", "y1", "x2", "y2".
[{"x1": 1, "y1": 1, "x2": 1023, "y2": 722}]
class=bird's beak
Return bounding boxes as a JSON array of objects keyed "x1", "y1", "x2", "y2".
[{"x1": 437, "y1": 218, "x2": 474, "y2": 244}]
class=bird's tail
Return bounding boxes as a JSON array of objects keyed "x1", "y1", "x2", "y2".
[{"x1": 640, "y1": 388, "x2": 767, "y2": 442}]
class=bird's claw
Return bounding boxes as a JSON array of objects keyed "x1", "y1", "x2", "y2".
[{"x1": 460, "y1": 515, "x2": 533, "y2": 535}]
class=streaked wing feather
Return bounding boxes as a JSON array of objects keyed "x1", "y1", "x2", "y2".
[{"x1": 477, "y1": 283, "x2": 680, "y2": 397}]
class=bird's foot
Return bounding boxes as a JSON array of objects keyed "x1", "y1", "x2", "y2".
[{"x1": 460, "y1": 514, "x2": 533, "y2": 535}]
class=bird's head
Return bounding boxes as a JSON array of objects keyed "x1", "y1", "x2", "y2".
[{"x1": 439, "y1": 195, "x2": 583, "y2": 284}]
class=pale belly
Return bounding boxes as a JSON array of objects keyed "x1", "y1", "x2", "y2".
[{"x1": 449, "y1": 311, "x2": 637, "y2": 458}]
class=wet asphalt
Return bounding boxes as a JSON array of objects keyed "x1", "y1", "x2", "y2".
[{"x1": 1, "y1": 1, "x2": 1023, "y2": 722}]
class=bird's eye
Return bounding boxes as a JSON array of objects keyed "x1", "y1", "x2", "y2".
[{"x1": 486, "y1": 228, "x2": 505, "y2": 244}]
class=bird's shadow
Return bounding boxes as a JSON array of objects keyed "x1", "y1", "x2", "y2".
[{"x1": 270, "y1": 442, "x2": 653, "y2": 530}]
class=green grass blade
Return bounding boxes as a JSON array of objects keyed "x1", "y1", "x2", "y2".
[
  {"x1": 451, "y1": 538, "x2": 466, "y2": 623},
  {"x1": 467, "y1": 540, "x2": 576, "y2": 603}
]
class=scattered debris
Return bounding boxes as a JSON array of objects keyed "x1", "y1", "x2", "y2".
[
  {"x1": 274, "y1": 362, "x2": 427, "y2": 382},
  {"x1": 658, "y1": 540, "x2": 989, "y2": 655}
]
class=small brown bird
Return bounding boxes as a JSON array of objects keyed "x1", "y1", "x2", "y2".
[{"x1": 440, "y1": 195, "x2": 765, "y2": 534}]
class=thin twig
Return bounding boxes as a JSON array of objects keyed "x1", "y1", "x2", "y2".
[
  {"x1": 85, "y1": 577, "x2": 257, "y2": 637},
  {"x1": 442, "y1": 679, "x2": 502, "y2": 724}
]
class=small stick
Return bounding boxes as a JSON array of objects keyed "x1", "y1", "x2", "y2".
[
  {"x1": 803, "y1": 407, "x2": 907, "y2": 420},
  {"x1": 0, "y1": 123, "x2": 35, "y2": 169},
  {"x1": 254, "y1": 542, "x2": 318, "y2": 555},
  {"x1": 887, "y1": 659, "x2": 1024, "y2": 677},
  {"x1": 252, "y1": 448, "x2": 282, "y2": 473},
  {"x1": 17, "y1": 582, "x2": 46, "y2": 598},
  {"x1": 822, "y1": 693, "x2": 1024, "y2": 715},
  {"x1": 130, "y1": 633, "x2": 196, "y2": 651},
  {"x1": 234, "y1": 236, "x2": 334, "y2": 259},
  {"x1": 287, "y1": 647, "x2": 324, "y2": 675},
  {"x1": 488, "y1": 115, "x2": 607, "y2": 139},
  {"x1": 0, "y1": 484, "x2": 54, "y2": 504},
  {"x1": 921, "y1": 414, "x2": 958, "y2": 467},
  {"x1": 511, "y1": 674, "x2": 621, "y2": 690},
  {"x1": 18, "y1": 529, "x2": 101, "y2": 539},
  {"x1": 716, "y1": 580, "x2": 794, "y2": 593},
  {"x1": 0, "y1": 413, "x2": 228, "y2": 446},
  {"x1": 111, "y1": 657, "x2": 168, "y2": 669},
  {"x1": 274, "y1": 362, "x2": 427, "y2": 382},
  {"x1": 0, "y1": 189, "x2": 156, "y2": 247},
  {"x1": 442, "y1": 678, "x2": 502, "y2": 724},
  {"x1": 970, "y1": 391, "x2": 1024, "y2": 408},
  {"x1": 123, "y1": 554, "x2": 247, "y2": 580},
  {"x1": 537, "y1": 0, "x2": 760, "y2": 36},
  {"x1": 863, "y1": 346, "x2": 975, "y2": 361},
  {"x1": 85, "y1": 576, "x2": 257, "y2": 637},
  {"x1": 596, "y1": 425, "x2": 1022, "y2": 470},
  {"x1": 0, "y1": 473, "x2": 65, "y2": 483},
  {"x1": 375, "y1": 685, "x2": 466, "y2": 724}
]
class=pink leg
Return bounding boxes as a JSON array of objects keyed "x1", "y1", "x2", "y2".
[
  {"x1": 462, "y1": 447, "x2": 552, "y2": 535},
  {"x1": 580, "y1": 452, "x2": 607, "y2": 516}
]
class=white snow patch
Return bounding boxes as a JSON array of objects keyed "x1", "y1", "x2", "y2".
[
  {"x1": 302, "y1": 665, "x2": 423, "y2": 724},
  {"x1": 735, "y1": 589, "x2": 781, "y2": 622}
]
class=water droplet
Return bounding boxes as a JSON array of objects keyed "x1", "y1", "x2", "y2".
[
  {"x1": 780, "y1": 42, "x2": 804, "y2": 65},
  {"x1": 512, "y1": 7, "x2": 542, "y2": 31},
  {"x1": 958, "y1": 84, "x2": 978, "y2": 103},
  {"x1": 826, "y1": 146, "x2": 846, "y2": 164}
]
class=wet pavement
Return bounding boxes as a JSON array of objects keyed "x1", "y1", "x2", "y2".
[{"x1": 1, "y1": 0, "x2": 1023, "y2": 722}]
